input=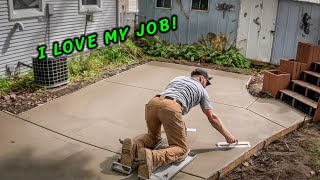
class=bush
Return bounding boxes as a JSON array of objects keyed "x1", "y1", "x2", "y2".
[
  {"x1": 135, "y1": 35, "x2": 252, "y2": 69},
  {"x1": 0, "y1": 71, "x2": 35, "y2": 95},
  {"x1": 68, "y1": 40, "x2": 138, "y2": 81}
]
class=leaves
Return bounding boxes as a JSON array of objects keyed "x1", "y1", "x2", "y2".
[{"x1": 136, "y1": 36, "x2": 251, "y2": 68}]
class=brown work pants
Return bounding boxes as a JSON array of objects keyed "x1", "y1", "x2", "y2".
[{"x1": 136, "y1": 96, "x2": 188, "y2": 166}]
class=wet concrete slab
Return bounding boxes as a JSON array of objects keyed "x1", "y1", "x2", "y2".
[
  {"x1": 105, "y1": 61, "x2": 257, "y2": 108},
  {"x1": 19, "y1": 81, "x2": 158, "y2": 152},
  {"x1": 15, "y1": 61, "x2": 304, "y2": 179},
  {"x1": 247, "y1": 98, "x2": 309, "y2": 128},
  {"x1": 181, "y1": 104, "x2": 284, "y2": 178},
  {"x1": 0, "y1": 112, "x2": 197, "y2": 180}
]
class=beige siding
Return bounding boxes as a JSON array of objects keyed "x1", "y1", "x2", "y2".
[
  {"x1": 0, "y1": 0, "x2": 117, "y2": 76},
  {"x1": 128, "y1": 0, "x2": 137, "y2": 12}
]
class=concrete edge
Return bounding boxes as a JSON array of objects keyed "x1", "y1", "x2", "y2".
[{"x1": 207, "y1": 116, "x2": 315, "y2": 180}]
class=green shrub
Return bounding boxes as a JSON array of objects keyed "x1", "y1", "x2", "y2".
[
  {"x1": 0, "y1": 71, "x2": 35, "y2": 95},
  {"x1": 136, "y1": 36, "x2": 251, "y2": 68},
  {"x1": 68, "y1": 41, "x2": 138, "y2": 81}
]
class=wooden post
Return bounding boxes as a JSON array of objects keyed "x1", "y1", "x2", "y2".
[{"x1": 313, "y1": 98, "x2": 320, "y2": 121}]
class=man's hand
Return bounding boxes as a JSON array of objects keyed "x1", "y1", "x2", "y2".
[{"x1": 225, "y1": 133, "x2": 237, "y2": 144}]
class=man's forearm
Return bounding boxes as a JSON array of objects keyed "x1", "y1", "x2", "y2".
[{"x1": 208, "y1": 114, "x2": 231, "y2": 138}]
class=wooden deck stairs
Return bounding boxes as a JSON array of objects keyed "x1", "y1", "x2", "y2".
[{"x1": 279, "y1": 62, "x2": 320, "y2": 116}]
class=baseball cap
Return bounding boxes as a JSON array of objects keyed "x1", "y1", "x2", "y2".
[{"x1": 191, "y1": 68, "x2": 213, "y2": 86}]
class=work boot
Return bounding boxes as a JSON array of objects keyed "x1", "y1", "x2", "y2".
[
  {"x1": 138, "y1": 148, "x2": 153, "y2": 179},
  {"x1": 120, "y1": 138, "x2": 137, "y2": 167}
]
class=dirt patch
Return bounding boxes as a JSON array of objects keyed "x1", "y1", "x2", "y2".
[
  {"x1": 157, "y1": 59, "x2": 277, "y2": 75},
  {"x1": 222, "y1": 122, "x2": 320, "y2": 180},
  {"x1": 0, "y1": 60, "x2": 148, "y2": 115},
  {"x1": 246, "y1": 73, "x2": 272, "y2": 98}
]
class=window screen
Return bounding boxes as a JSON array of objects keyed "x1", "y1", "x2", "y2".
[
  {"x1": 82, "y1": 0, "x2": 98, "y2": 5},
  {"x1": 192, "y1": 0, "x2": 209, "y2": 10},
  {"x1": 156, "y1": 0, "x2": 171, "y2": 8},
  {"x1": 13, "y1": 0, "x2": 39, "y2": 10}
]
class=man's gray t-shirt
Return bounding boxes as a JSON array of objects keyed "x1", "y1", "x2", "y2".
[{"x1": 160, "y1": 76, "x2": 212, "y2": 115}]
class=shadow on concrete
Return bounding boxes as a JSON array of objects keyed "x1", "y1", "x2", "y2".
[
  {"x1": 100, "y1": 154, "x2": 137, "y2": 180},
  {"x1": 0, "y1": 147, "x2": 101, "y2": 180},
  {"x1": 191, "y1": 147, "x2": 233, "y2": 154}
]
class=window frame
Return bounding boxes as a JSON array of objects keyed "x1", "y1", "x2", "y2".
[
  {"x1": 79, "y1": 0, "x2": 103, "y2": 13},
  {"x1": 155, "y1": 0, "x2": 172, "y2": 9},
  {"x1": 8, "y1": 0, "x2": 46, "y2": 21},
  {"x1": 190, "y1": 0, "x2": 209, "y2": 11}
]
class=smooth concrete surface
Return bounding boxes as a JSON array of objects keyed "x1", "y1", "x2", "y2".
[
  {"x1": 247, "y1": 98, "x2": 309, "y2": 128},
  {"x1": 11, "y1": 61, "x2": 309, "y2": 179},
  {"x1": 105, "y1": 61, "x2": 257, "y2": 108},
  {"x1": 182, "y1": 104, "x2": 284, "y2": 178},
  {"x1": 0, "y1": 112, "x2": 197, "y2": 180},
  {"x1": 20, "y1": 81, "x2": 157, "y2": 152}
]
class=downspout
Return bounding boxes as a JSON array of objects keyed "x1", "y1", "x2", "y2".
[
  {"x1": 116, "y1": 0, "x2": 119, "y2": 27},
  {"x1": 116, "y1": 0, "x2": 120, "y2": 45}
]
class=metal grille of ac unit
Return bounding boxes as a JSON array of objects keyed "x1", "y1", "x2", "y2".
[{"x1": 32, "y1": 56, "x2": 69, "y2": 88}]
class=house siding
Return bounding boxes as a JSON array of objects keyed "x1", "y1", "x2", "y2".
[
  {"x1": 236, "y1": 0, "x2": 278, "y2": 62},
  {"x1": 128, "y1": 0, "x2": 137, "y2": 12},
  {"x1": 0, "y1": 0, "x2": 117, "y2": 76},
  {"x1": 295, "y1": 0, "x2": 320, "y2": 4},
  {"x1": 138, "y1": 0, "x2": 240, "y2": 45},
  {"x1": 271, "y1": 0, "x2": 320, "y2": 64}
]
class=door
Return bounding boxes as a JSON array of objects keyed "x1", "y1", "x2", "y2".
[
  {"x1": 237, "y1": 0, "x2": 278, "y2": 62},
  {"x1": 271, "y1": 0, "x2": 320, "y2": 64}
]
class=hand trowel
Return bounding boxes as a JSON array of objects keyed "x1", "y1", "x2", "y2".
[{"x1": 216, "y1": 141, "x2": 251, "y2": 148}]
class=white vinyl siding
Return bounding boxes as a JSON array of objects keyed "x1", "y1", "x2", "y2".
[
  {"x1": 128, "y1": 0, "x2": 137, "y2": 12},
  {"x1": 0, "y1": 0, "x2": 117, "y2": 76}
]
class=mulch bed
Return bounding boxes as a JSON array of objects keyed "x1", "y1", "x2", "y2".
[
  {"x1": 0, "y1": 60, "x2": 148, "y2": 114},
  {"x1": 222, "y1": 122, "x2": 320, "y2": 180}
]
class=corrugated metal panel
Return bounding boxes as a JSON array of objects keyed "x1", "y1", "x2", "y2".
[
  {"x1": 0, "y1": 0, "x2": 117, "y2": 76},
  {"x1": 138, "y1": 0, "x2": 240, "y2": 45},
  {"x1": 271, "y1": 0, "x2": 320, "y2": 64},
  {"x1": 236, "y1": 0, "x2": 278, "y2": 62}
]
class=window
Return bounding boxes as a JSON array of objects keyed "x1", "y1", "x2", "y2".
[
  {"x1": 192, "y1": 0, "x2": 209, "y2": 10},
  {"x1": 8, "y1": 0, "x2": 46, "y2": 20},
  {"x1": 83, "y1": 0, "x2": 98, "y2": 5},
  {"x1": 79, "y1": 0, "x2": 102, "y2": 12},
  {"x1": 13, "y1": 0, "x2": 39, "y2": 10},
  {"x1": 156, "y1": 0, "x2": 172, "y2": 8}
]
